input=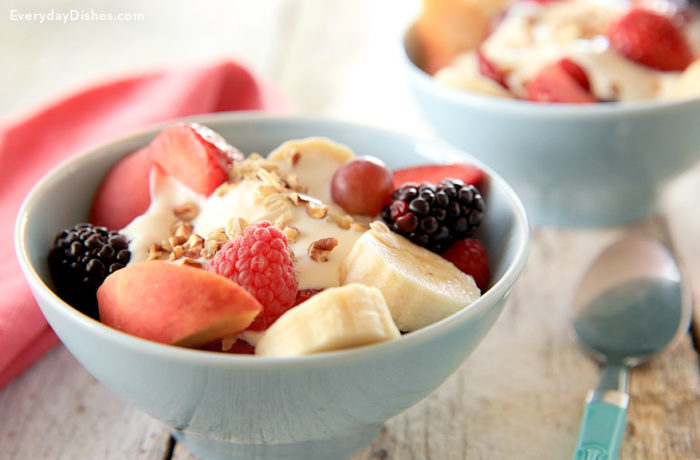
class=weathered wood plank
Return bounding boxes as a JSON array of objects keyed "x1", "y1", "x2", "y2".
[
  {"x1": 2, "y1": 0, "x2": 698, "y2": 459},
  {"x1": 0, "y1": 346, "x2": 171, "y2": 460},
  {"x1": 346, "y1": 224, "x2": 699, "y2": 460}
]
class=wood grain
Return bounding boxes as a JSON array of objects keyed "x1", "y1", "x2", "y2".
[
  {"x1": 1, "y1": 0, "x2": 698, "y2": 459},
  {"x1": 0, "y1": 347, "x2": 171, "y2": 460}
]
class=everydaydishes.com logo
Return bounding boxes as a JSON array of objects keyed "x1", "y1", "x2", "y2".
[{"x1": 9, "y1": 8, "x2": 145, "y2": 24}]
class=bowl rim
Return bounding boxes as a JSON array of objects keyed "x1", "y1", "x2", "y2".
[
  {"x1": 15, "y1": 112, "x2": 530, "y2": 368},
  {"x1": 401, "y1": 22, "x2": 700, "y2": 118}
]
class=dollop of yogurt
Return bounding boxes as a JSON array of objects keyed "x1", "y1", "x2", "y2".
[{"x1": 121, "y1": 137, "x2": 370, "y2": 290}]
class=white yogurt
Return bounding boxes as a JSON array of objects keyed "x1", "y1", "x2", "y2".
[{"x1": 121, "y1": 137, "x2": 369, "y2": 290}]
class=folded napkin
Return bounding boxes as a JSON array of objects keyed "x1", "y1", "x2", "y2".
[{"x1": 0, "y1": 60, "x2": 287, "y2": 390}]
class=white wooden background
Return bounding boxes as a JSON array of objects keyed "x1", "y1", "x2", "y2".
[{"x1": 1, "y1": 1, "x2": 698, "y2": 459}]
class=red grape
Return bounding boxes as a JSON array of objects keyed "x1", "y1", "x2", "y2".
[{"x1": 330, "y1": 156, "x2": 394, "y2": 217}]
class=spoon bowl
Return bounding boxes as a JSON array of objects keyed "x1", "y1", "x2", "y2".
[{"x1": 570, "y1": 234, "x2": 692, "y2": 460}]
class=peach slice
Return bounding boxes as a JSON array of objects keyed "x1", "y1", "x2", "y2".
[
  {"x1": 414, "y1": 0, "x2": 511, "y2": 74},
  {"x1": 89, "y1": 147, "x2": 152, "y2": 230},
  {"x1": 97, "y1": 261, "x2": 262, "y2": 348}
]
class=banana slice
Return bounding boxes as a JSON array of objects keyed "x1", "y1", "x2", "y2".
[
  {"x1": 255, "y1": 283, "x2": 400, "y2": 357},
  {"x1": 340, "y1": 222, "x2": 480, "y2": 331}
]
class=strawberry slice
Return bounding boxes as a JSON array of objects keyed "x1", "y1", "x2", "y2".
[
  {"x1": 477, "y1": 51, "x2": 508, "y2": 89},
  {"x1": 148, "y1": 123, "x2": 244, "y2": 196},
  {"x1": 607, "y1": 8, "x2": 693, "y2": 72},
  {"x1": 557, "y1": 58, "x2": 591, "y2": 92},
  {"x1": 527, "y1": 61, "x2": 597, "y2": 104},
  {"x1": 393, "y1": 164, "x2": 484, "y2": 189},
  {"x1": 442, "y1": 238, "x2": 491, "y2": 291}
]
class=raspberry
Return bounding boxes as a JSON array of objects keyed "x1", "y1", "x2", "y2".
[
  {"x1": 441, "y1": 238, "x2": 491, "y2": 291},
  {"x1": 48, "y1": 223, "x2": 131, "y2": 319},
  {"x1": 607, "y1": 8, "x2": 693, "y2": 72},
  {"x1": 381, "y1": 179, "x2": 485, "y2": 253},
  {"x1": 208, "y1": 221, "x2": 297, "y2": 330}
]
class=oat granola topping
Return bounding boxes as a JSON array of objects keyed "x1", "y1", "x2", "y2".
[
  {"x1": 283, "y1": 226, "x2": 300, "y2": 244},
  {"x1": 306, "y1": 204, "x2": 329, "y2": 219}
]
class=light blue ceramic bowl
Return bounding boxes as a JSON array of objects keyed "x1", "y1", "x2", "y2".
[
  {"x1": 15, "y1": 114, "x2": 529, "y2": 460},
  {"x1": 402, "y1": 26, "x2": 700, "y2": 227}
]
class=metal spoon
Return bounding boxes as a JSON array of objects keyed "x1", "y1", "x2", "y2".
[{"x1": 569, "y1": 234, "x2": 692, "y2": 460}]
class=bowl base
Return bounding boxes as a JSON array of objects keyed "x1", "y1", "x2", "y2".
[{"x1": 171, "y1": 425, "x2": 382, "y2": 460}]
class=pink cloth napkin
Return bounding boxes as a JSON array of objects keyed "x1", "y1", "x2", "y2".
[{"x1": 0, "y1": 60, "x2": 287, "y2": 390}]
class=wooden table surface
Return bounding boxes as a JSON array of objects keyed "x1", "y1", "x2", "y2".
[{"x1": 1, "y1": 1, "x2": 698, "y2": 459}]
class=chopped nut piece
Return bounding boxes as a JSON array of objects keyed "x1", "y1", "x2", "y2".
[
  {"x1": 306, "y1": 204, "x2": 329, "y2": 219},
  {"x1": 182, "y1": 249, "x2": 202, "y2": 259},
  {"x1": 283, "y1": 226, "x2": 300, "y2": 244},
  {"x1": 159, "y1": 239, "x2": 173, "y2": 252},
  {"x1": 173, "y1": 221, "x2": 194, "y2": 239},
  {"x1": 147, "y1": 243, "x2": 169, "y2": 261},
  {"x1": 202, "y1": 239, "x2": 222, "y2": 259},
  {"x1": 290, "y1": 149, "x2": 301, "y2": 166},
  {"x1": 174, "y1": 202, "x2": 199, "y2": 221},
  {"x1": 185, "y1": 233, "x2": 205, "y2": 251},
  {"x1": 180, "y1": 258, "x2": 204, "y2": 269},
  {"x1": 308, "y1": 237, "x2": 339, "y2": 262},
  {"x1": 168, "y1": 235, "x2": 187, "y2": 248},
  {"x1": 328, "y1": 213, "x2": 353, "y2": 230},
  {"x1": 288, "y1": 192, "x2": 309, "y2": 206},
  {"x1": 169, "y1": 246, "x2": 185, "y2": 261}
]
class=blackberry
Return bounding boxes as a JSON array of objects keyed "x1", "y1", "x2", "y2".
[
  {"x1": 381, "y1": 179, "x2": 485, "y2": 253},
  {"x1": 48, "y1": 223, "x2": 130, "y2": 319}
]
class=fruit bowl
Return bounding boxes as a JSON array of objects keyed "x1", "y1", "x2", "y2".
[
  {"x1": 402, "y1": 24, "x2": 700, "y2": 227},
  {"x1": 15, "y1": 114, "x2": 529, "y2": 460}
]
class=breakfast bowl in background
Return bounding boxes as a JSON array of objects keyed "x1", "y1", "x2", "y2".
[
  {"x1": 15, "y1": 114, "x2": 529, "y2": 460},
  {"x1": 402, "y1": 0, "x2": 700, "y2": 227}
]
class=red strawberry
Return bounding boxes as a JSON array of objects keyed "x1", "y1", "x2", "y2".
[
  {"x1": 557, "y1": 58, "x2": 591, "y2": 92},
  {"x1": 148, "y1": 123, "x2": 244, "y2": 196},
  {"x1": 477, "y1": 51, "x2": 508, "y2": 89},
  {"x1": 441, "y1": 238, "x2": 491, "y2": 291},
  {"x1": 527, "y1": 61, "x2": 597, "y2": 104},
  {"x1": 393, "y1": 164, "x2": 483, "y2": 190},
  {"x1": 607, "y1": 8, "x2": 693, "y2": 72}
]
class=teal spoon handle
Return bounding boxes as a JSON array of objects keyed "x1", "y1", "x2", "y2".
[{"x1": 572, "y1": 390, "x2": 629, "y2": 460}]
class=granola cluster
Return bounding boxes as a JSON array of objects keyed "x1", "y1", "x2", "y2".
[{"x1": 147, "y1": 151, "x2": 367, "y2": 268}]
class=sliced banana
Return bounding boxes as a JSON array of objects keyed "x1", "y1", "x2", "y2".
[
  {"x1": 255, "y1": 283, "x2": 400, "y2": 357},
  {"x1": 340, "y1": 222, "x2": 480, "y2": 331}
]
